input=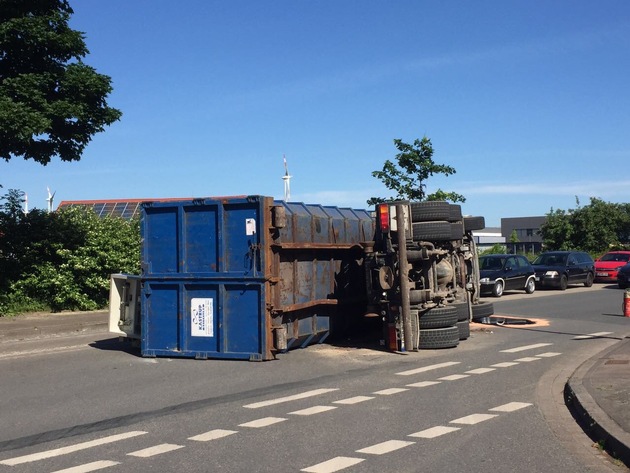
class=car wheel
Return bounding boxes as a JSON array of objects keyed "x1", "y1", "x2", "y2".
[
  {"x1": 584, "y1": 272, "x2": 594, "y2": 287},
  {"x1": 525, "y1": 278, "x2": 536, "y2": 294},
  {"x1": 492, "y1": 280, "x2": 504, "y2": 297},
  {"x1": 559, "y1": 275, "x2": 568, "y2": 291}
]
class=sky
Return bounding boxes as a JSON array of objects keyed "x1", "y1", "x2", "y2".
[{"x1": 2, "y1": 1, "x2": 630, "y2": 227}]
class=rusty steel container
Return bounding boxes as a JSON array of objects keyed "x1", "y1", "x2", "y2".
[{"x1": 140, "y1": 195, "x2": 374, "y2": 360}]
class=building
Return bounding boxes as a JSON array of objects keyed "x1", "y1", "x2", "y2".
[{"x1": 501, "y1": 216, "x2": 546, "y2": 254}]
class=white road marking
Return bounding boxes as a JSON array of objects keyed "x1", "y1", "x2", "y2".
[
  {"x1": 537, "y1": 352, "x2": 561, "y2": 357},
  {"x1": 373, "y1": 387, "x2": 409, "y2": 395},
  {"x1": 188, "y1": 429, "x2": 238, "y2": 442},
  {"x1": 514, "y1": 357, "x2": 540, "y2": 362},
  {"x1": 500, "y1": 343, "x2": 552, "y2": 353},
  {"x1": 465, "y1": 367, "x2": 496, "y2": 374},
  {"x1": 289, "y1": 405, "x2": 338, "y2": 416},
  {"x1": 356, "y1": 440, "x2": 415, "y2": 455},
  {"x1": 574, "y1": 332, "x2": 613, "y2": 339},
  {"x1": 438, "y1": 374, "x2": 469, "y2": 381},
  {"x1": 238, "y1": 417, "x2": 287, "y2": 428},
  {"x1": 450, "y1": 413, "x2": 498, "y2": 425},
  {"x1": 333, "y1": 396, "x2": 374, "y2": 405},
  {"x1": 301, "y1": 456, "x2": 364, "y2": 472},
  {"x1": 408, "y1": 426, "x2": 460, "y2": 438},
  {"x1": 406, "y1": 380, "x2": 441, "y2": 388},
  {"x1": 0, "y1": 344, "x2": 89, "y2": 360},
  {"x1": 395, "y1": 361, "x2": 460, "y2": 376},
  {"x1": 490, "y1": 402, "x2": 532, "y2": 413},
  {"x1": 127, "y1": 443, "x2": 183, "y2": 458},
  {"x1": 491, "y1": 361, "x2": 519, "y2": 368},
  {"x1": 243, "y1": 388, "x2": 339, "y2": 409},
  {"x1": 51, "y1": 460, "x2": 120, "y2": 473},
  {"x1": 0, "y1": 431, "x2": 147, "y2": 466}
]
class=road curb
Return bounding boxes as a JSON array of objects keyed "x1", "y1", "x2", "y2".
[
  {"x1": 0, "y1": 311, "x2": 109, "y2": 343},
  {"x1": 565, "y1": 339, "x2": 630, "y2": 468}
]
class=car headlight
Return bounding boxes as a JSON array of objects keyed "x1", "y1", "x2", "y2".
[
  {"x1": 545, "y1": 271, "x2": 559, "y2": 277},
  {"x1": 480, "y1": 277, "x2": 490, "y2": 283}
]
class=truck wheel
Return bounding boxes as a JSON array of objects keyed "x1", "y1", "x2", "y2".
[
  {"x1": 412, "y1": 221, "x2": 454, "y2": 241},
  {"x1": 471, "y1": 301, "x2": 494, "y2": 321},
  {"x1": 452, "y1": 302, "x2": 470, "y2": 321},
  {"x1": 449, "y1": 204, "x2": 462, "y2": 222},
  {"x1": 418, "y1": 326, "x2": 460, "y2": 349},
  {"x1": 457, "y1": 320, "x2": 470, "y2": 340},
  {"x1": 450, "y1": 222, "x2": 464, "y2": 240},
  {"x1": 410, "y1": 202, "x2": 451, "y2": 222},
  {"x1": 415, "y1": 306, "x2": 458, "y2": 329},
  {"x1": 463, "y1": 216, "x2": 485, "y2": 232}
]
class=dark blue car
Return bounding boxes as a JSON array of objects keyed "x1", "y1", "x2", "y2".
[
  {"x1": 532, "y1": 251, "x2": 594, "y2": 290},
  {"x1": 479, "y1": 254, "x2": 536, "y2": 297}
]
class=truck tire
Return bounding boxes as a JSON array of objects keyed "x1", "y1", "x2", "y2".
[
  {"x1": 452, "y1": 302, "x2": 470, "y2": 321},
  {"x1": 450, "y1": 222, "x2": 464, "y2": 240},
  {"x1": 418, "y1": 326, "x2": 460, "y2": 349},
  {"x1": 457, "y1": 320, "x2": 470, "y2": 340},
  {"x1": 449, "y1": 204, "x2": 462, "y2": 222},
  {"x1": 414, "y1": 306, "x2": 458, "y2": 330},
  {"x1": 412, "y1": 221, "x2": 455, "y2": 241},
  {"x1": 471, "y1": 301, "x2": 494, "y2": 321},
  {"x1": 463, "y1": 216, "x2": 485, "y2": 232},
  {"x1": 410, "y1": 201, "x2": 451, "y2": 222}
]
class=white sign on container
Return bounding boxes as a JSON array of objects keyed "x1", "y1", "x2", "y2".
[{"x1": 191, "y1": 298, "x2": 214, "y2": 337}]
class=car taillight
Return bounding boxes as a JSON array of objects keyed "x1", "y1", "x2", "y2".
[{"x1": 378, "y1": 204, "x2": 390, "y2": 232}]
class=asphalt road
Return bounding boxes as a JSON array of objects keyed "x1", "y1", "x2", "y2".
[{"x1": 0, "y1": 284, "x2": 628, "y2": 473}]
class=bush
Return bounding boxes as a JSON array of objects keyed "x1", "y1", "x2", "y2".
[{"x1": 0, "y1": 198, "x2": 140, "y2": 315}]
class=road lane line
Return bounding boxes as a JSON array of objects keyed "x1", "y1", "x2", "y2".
[
  {"x1": 0, "y1": 431, "x2": 147, "y2": 466},
  {"x1": 243, "y1": 388, "x2": 339, "y2": 408},
  {"x1": 450, "y1": 413, "x2": 498, "y2": 425},
  {"x1": 489, "y1": 402, "x2": 532, "y2": 413},
  {"x1": 301, "y1": 456, "x2": 364, "y2": 472},
  {"x1": 406, "y1": 380, "x2": 441, "y2": 388},
  {"x1": 514, "y1": 357, "x2": 540, "y2": 362},
  {"x1": 188, "y1": 429, "x2": 238, "y2": 442},
  {"x1": 289, "y1": 405, "x2": 338, "y2": 416},
  {"x1": 408, "y1": 426, "x2": 460, "y2": 438},
  {"x1": 0, "y1": 344, "x2": 89, "y2": 360},
  {"x1": 438, "y1": 374, "x2": 469, "y2": 381},
  {"x1": 536, "y1": 352, "x2": 561, "y2": 357},
  {"x1": 51, "y1": 460, "x2": 120, "y2": 473},
  {"x1": 573, "y1": 332, "x2": 613, "y2": 339},
  {"x1": 465, "y1": 368, "x2": 496, "y2": 374},
  {"x1": 238, "y1": 417, "x2": 287, "y2": 428},
  {"x1": 500, "y1": 343, "x2": 552, "y2": 353},
  {"x1": 127, "y1": 443, "x2": 184, "y2": 458},
  {"x1": 372, "y1": 387, "x2": 408, "y2": 395},
  {"x1": 333, "y1": 396, "x2": 374, "y2": 405},
  {"x1": 491, "y1": 362, "x2": 519, "y2": 368},
  {"x1": 356, "y1": 440, "x2": 415, "y2": 455},
  {"x1": 395, "y1": 361, "x2": 460, "y2": 376}
]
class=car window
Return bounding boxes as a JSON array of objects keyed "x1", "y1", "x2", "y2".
[
  {"x1": 568, "y1": 255, "x2": 578, "y2": 265},
  {"x1": 506, "y1": 257, "x2": 517, "y2": 268},
  {"x1": 516, "y1": 256, "x2": 529, "y2": 268},
  {"x1": 577, "y1": 253, "x2": 593, "y2": 264},
  {"x1": 600, "y1": 253, "x2": 628, "y2": 262}
]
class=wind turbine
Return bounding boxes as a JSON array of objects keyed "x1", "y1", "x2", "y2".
[
  {"x1": 282, "y1": 155, "x2": 292, "y2": 202},
  {"x1": 46, "y1": 187, "x2": 56, "y2": 213}
]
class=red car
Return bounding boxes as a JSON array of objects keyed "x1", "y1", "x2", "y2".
[{"x1": 594, "y1": 251, "x2": 630, "y2": 283}]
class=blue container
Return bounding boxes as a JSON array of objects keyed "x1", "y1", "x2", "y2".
[{"x1": 140, "y1": 196, "x2": 374, "y2": 360}]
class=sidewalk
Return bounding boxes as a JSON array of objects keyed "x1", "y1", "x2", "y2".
[
  {"x1": 566, "y1": 335, "x2": 630, "y2": 467},
  {"x1": 1, "y1": 310, "x2": 629, "y2": 467},
  {"x1": 0, "y1": 310, "x2": 108, "y2": 343}
]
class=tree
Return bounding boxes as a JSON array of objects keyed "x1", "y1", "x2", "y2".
[
  {"x1": 0, "y1": 0, "x2": 121, "y2": 164},
  {"x1": 368, "y1": 137, "x2": 465, "y2": 206}
]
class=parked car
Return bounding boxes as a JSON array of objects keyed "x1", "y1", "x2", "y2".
[
  {"x1": 478, "y1": 254, "x2": 536, "y2": 297},
  {"x1": 617, "y1": 263, "x2": 630, "y2": 289},
  {"x1": 531, "y1": 251, "x2": 594, "y2": 290},
  {"x1": 594, "y1": 251, "x2": 630, "y2": 283}
]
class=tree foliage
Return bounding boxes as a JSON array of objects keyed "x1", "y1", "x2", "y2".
[
  {"x1": 368, "y1": 137, "x2": 465, "y2": 206},
  {"x1": 0, "y1": 0, "x2": 122, "y2": 164},
  {"x1": 539, "y1": 198, "x2": 630, "y2": 254},
  {"x1": 0, "y1": 189, "x2": 140, "y2": 315}
]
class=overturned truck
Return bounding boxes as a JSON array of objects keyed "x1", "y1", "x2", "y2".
[{"x1": 110, "y1": 196, "x2": 493, "y2": 360}]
